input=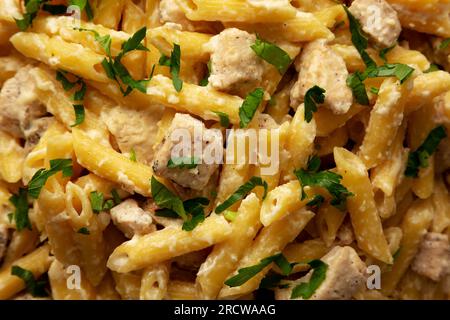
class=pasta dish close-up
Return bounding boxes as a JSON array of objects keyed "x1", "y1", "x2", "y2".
[{"x1": 0, "y1": 0, "x2": 449, "y2": 301}]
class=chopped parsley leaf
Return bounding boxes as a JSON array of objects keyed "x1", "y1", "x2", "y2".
[
  {"x1": 239, "y1": 88, "x2": 265, "y2": 128},
  {"x1": 223, "y1": 210, "x2": 238, "y2": 222},
  {"x1": 439, "y1": 38, "x2": 450, "y2": 50},
  {"x1": 167, "y1": 157, "x2": 200, "y2": 169},
  {"x1": 294, "y1": 156, "x2": 353, "y2": 211},
  {"x1": 379, "y1": 44, "x2": 396, "y2": 63},
  {"x1": 290, "y1": 260, "x2": 328, "y2": 299},
  {"x1": 151, "y1": 176, "x2": 186, "y2": 220},
  {"x1": 129, "y1": 148, "x2": 137, "y2": 162},
  {"x1": 70, "y1": 104, "x2": 85, "y2": 127},
  {"x1": 15, "y1": 0, "x2": 46, "y2": 31},
  {"x1": 405, "y1": 126, "x2": 447, "y2": 178},
  {"x1": 199, "y1": 61, "x2": 211, "y2": 87},
  {"x1": 89, "y1": 191, "x2": 104, "y2": 213},
  {"x1": 77, "y1": 227, "x2": 90, "y2": 235},
  {"x1": 215, "y1": 177, "x2": 268, "y2": 214},
  {"x1": 370, "y1": 87, "x2": 379, "y2": 95},
  {"x1": 225, "y1": 253, "x2": 293, "y2": 287},
  {"x1": 77, "y1": 27, "x2": 152, "y2": 96},
  {"x1": 9, "y1": 188, "x2": 32, "y2": 231},
  {"x1": 424, "y1": 64, "x2": 441, "y2": 73},
  {"x1": 11, "y1": 265, "x2": 48, "y2": 297},
  {"x1": 251, "y1": 36, "x2": 292, "y2": 74},
  {"x1": 306, "y1": 194, "x2": 325, "y2": 210},
  {"x1": 213, "y1": 111, "x2": 230, "y2": 128},
  {"x1": 111, "y1": 189, "x2": 121, "y2": 205},
  {"x1": 346, "y1": 71, "x2": 369, "y2": 105},
  {"x1": 28, "y1": 159, "x2": 73, "y2": 199},
  {"x1": 304, "y1": 86, "x2": 326, "y2": 123}
]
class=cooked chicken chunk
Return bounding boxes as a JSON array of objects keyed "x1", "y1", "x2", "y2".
[
  {"x1": 257, "y1": 113, "x2": 278, "y2": 129},
  {"x1": 23, "y1": 117, "x2": 53, "y2": 150},
  {"x1": 152, "y1": 113, "x2": 222, "y2": 190},
  {"x1": 0, "y1": 224, "x2": 8, "y2": 262},
  {"x1": 276, "y1": 246, "x2": 367, "y2": 300},
  {"x1": 101, "y1": 105, "x2": 163, "y2": 165},
  {"x1": 290, "y1": 40, "x2": 353, "y2": 115},
  {"x1": 0, "y1": 66, "x2": 46, "y2": 139},
  {"x1": 412, "y1": 232, "x2": 450, "y2": 282},
  {"x1": 205, "y1": 28, "x2": 265, "y2": 98},
  {"x1": 110, "y1": 199, "x2": 155, "y2": 239},
  {"x1": 349, "y1": 0, "x2": 401, "y2": 47}
]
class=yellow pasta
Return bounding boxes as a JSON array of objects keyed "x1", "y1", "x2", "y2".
[
  {"x1": 140, "y1": 263, "x2": 170, "y2": 300},
  {"x1": 108, "y1": 214, "x2": 232, "y2": 273},
  {"x1": 218, "y1": 208, "x2": 314, "y2": 299},
  {"x1": 10, "y1": 32, "x2": 108, "y2": 82},
  {"x1": 334, "y1": 147, "x2": 392, "y2": 264},
  {"x1": 381, "y1": 199, "x2": 434, "y2": 295},
  {"x1": 147, "y1": 26, "x2": 211, "y2": 62},
  {"x1": 358, "y1": 78, "x2": 410, "y2": 169},
  {"x1": 176, "y1": 0, "x2": 298, "y2": 23},
  {"x1": 0, "y1": 131, "x2": 25, "y2": 183},
  {"x1": 280, "y1": 104, "x2": 316, "y2": 182},
  {"x1": 0, "y1": 245, "x2": 53, "y2": 300},
  {"x1": 225, "y1": 11, "x2": 334, "y2": 42},
  {"x1": 1, "y1": 0, "x2": 449, "y2": 301},
  {"x1": 72, "y1": 129, "x2": 153, "y2": 196},
  {"x1": 93, "y1": 0, "x2": 126, "y2": 30},
  {"x1": 197, "y1": 193, "x2": 262, "y2": 299}
]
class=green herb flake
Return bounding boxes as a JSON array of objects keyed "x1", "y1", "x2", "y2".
[
  {"x1": 56, "y1": 71, "x2": 76, "y2": 91},
  {"x1": 213, "y1": 111, "x2": 230, "y2": 128},
  {"x1": 170, "y1": 44, "x2": 183, "y2": 92},
  {"x1": 424, "y1": 64, "x2": 441, "y2": 73},
  {"x1": 167, "y1": 157, "x2": 200, "y2": 169},
  {"x1": 370, "y1": 87, "x2": 379, "y2": 95},
  {"x1": 77, "y1": 227, "x2": 90, "y2": 235},
  {"x1": 215, "y1": 177, "x2": 268, "y2": 214},
  {"x1": 306, "y1": 194, "x2": 325, "y2": 210},
  {"x1": 251, "y1": 37, "x2": 292, "y2": 74},
  {"x1": 223, "y1": 210, "x2": 238, "y2": 222},
  {"x1": 304, "y1": 86, "x2": 326, "y2": 123},
  {"x1": 295, "y1": 156, "x2": 353, "y2": 211},
  {"x1": 439, "y1": 38, "x2": 450, "y2": 50},
  {"x1": 405, "y1": 126, "x2": 447, "y2": 178},
  {"x1": 225, "y1": 253, "x2": 292, "y2": 287},
  {"x1": 199, "y1": 61, "x2": 211, "y2": 87},
  {"x1": 28, "y1": 159, "x2": 73, "y2": 199},
  {"x1": 77, "y1": 27, "x2": 151, "y2": 96},
  {"x1": 347, "y1": 72, "x2": 369, "y2": 105},
  {"x1": 89, "y1": 191, "x2": 104, "y2": 213},
  {"x1": 11, "y1": 265, "x2": 48, "y2": 297},
  {"x1": 9, "y1": 188, "x2": 31, "y2": 231},
  {"x1": 369, "y1": 63, "x2": 414, "y2": 84},
  {"x1": 129, "y1": 148, "x2": 137, "y2": 162},
  {"x1": 379, "y1": 44, "x2": 396, "y2": 63},
  {"x1": 15, "y1": 0, "x2": 46, "y2": 31},
  {"x1": 155, "y1": 197, "x2": 210, "y2": 231},
  {"x1": 343, "y1": 6, "x2": 376, "y2": 69},
  {"x1": 290, "y1": 260, "x2": 328, "y2": 299},
  {"x1": 111, "y1": 188, "x2": 122, "y2": 205},
  {"x1": 151, "y1": 176, "x2": 186, "y2": 220},
  {"x1": 239, "y1": 88, "x2": 265, "y2": 128},
  {"x1": 70, "y1": 104, "x2": 85, "y2": 127}
]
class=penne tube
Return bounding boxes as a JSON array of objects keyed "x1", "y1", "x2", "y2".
[{"x1": 107, "y1": 214, "x2": 232, "y2": 273}]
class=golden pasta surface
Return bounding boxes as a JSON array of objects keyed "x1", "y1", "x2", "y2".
[{"x1": 0, "y1": 0, "x2": 449, "y2": 301}]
